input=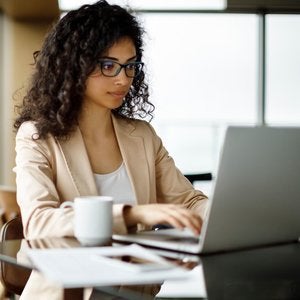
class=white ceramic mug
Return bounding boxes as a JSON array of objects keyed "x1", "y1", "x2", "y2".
[{"x1": 60, "y1": 196, "x2": 113, "y2": 246}]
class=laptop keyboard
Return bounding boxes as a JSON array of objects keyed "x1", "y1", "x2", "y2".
[
  {"x1": 137, "y1": 228, "x2": 200, "y2": 244},
  {"x1": 165, "y1": 236, "x2": 199, "y2": 244}
]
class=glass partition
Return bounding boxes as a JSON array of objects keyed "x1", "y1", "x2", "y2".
[
  {"x1": 57, "y1": 3, "x2": 300, "y2": 175},
  {"x1": 266, "y1": 14, "x2": 300, "y2": 126},
  {"x1": 142, "y1": 13, "x2": 258, "y2": 173}
]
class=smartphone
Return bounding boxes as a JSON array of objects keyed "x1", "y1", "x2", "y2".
[{"x1": 93, "y1": 254, "x2": 175, "y2": 272}]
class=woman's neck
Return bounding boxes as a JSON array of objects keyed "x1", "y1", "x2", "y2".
[{"x1": 78, "y1": 107, "x2": 114, "y2": 140}]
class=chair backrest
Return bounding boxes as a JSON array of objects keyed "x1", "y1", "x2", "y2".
[
  {"x1": 0, "y1": 216, "x2": 31, "y2": 296},
  {"x1": 184, "y1": 172, "x2": 212, "y2": 184},
  {"x1": 0, "y1": 215, "x2": 24, "y2": 240}
]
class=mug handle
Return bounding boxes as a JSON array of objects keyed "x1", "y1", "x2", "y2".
[{"x1": 60, "y1": 201, "x2": 74, "y2": 210}]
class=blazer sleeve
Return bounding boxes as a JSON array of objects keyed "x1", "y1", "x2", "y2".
[
  {"x1": 14, "y1": 122, "x2": 127, "y2": 239},
  {"x1": 14, "y1": 122, "x2": 75, "y2": 239},
  {"x1": 147, "y1": 123, "x2": 209, "y2": 219},
  {"x1": 14, "y1": 122, "x2": 130, "y2": 239}
]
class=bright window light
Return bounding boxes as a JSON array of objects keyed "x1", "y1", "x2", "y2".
[{"x1": 58, "y1": 0, "x2": 226, "y2": 11}]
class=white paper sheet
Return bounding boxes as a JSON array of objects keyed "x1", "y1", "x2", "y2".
[
  {"x1": 26, "y1": 244, "x2": 191, "y2": 288},
  {"x1": 156, "y1": 265, "x2": 207, "y2": 298}
]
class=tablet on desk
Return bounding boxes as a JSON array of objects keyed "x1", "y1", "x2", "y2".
[{"x1": 92, "y1": 253, "x2": 176, "y2": 272}]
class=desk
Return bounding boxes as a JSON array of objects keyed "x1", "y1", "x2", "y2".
[{"x1": 0, "y1": 238, "x2": 300, "y2": 299}]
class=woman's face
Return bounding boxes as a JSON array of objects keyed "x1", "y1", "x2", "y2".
[{"x1": 83, "y1": 37, "x2": 136, "y2": 111}]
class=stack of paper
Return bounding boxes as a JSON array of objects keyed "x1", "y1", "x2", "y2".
[{"x1": 26, "y1": 244, "x2": 190, "y2": 288}]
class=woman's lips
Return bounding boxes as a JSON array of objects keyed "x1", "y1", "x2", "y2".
[{"x1": 109, "y1": 91, "x2": 127, "y2": 98}]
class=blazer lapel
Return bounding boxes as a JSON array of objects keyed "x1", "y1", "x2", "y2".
[
  {"x1": 113, "y1": 115, "x2": 150, "y2": 205},
  {"x1": 58, "y1": 117, "x2": 151, "y2": 204},
  {"x1": 58, "y1": 127, "x2": 98, "y2": 196}
]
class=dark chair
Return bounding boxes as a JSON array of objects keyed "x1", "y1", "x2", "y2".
[
  {"x1": 184, "y1": 172, "x2": 212, "y2": 184},
  {"x1": 0, "y1": 216, "x2": 31, "y2": 298},
  {"x1": 0, "y1": 215, "x2": 24, "y2": 240}
]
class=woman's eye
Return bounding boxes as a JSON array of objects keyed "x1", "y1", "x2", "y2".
[
  {"x1": 126, "y1": 63, "x2": 135, "y2": 70},
  {"x1": 102, "y1": 62, "x2": 115, "y2": 70}
]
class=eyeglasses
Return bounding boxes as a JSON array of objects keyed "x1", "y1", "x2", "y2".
[{"x1": 97, "y1": 60, "x2": 144, "y2": 78}]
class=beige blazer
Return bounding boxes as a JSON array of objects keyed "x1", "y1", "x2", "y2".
[{"x1": 14, "y1": 114, "x2": 208, "y2": 239}]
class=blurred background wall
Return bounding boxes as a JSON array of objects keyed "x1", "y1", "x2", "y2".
[
  {"x1": 0, "y1": 0, "x2": 300, "y2": 187},
  {"x1": 0, "y1": 0, "x2": 59, "y2": 186}
]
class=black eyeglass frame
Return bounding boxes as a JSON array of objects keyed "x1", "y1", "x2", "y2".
[{"x1": 97, "y1": 60, "x2": 144, "y2": 78}]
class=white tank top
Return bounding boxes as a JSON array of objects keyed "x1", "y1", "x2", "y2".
[{"x1": 94, "y1": 162, "x2": 136, "y2": 205}]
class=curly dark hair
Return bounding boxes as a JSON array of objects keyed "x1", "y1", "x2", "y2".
[{"x1": 14, "y1": 0, "x2": 154, "y2": 140}]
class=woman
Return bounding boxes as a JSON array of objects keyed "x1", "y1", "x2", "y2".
[{"x1": 14, "y1": 0, "x2": 208, "y2": 241}]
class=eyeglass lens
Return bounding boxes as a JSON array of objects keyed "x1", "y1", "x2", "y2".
[{"x1": 100, "y1": 61, "x2": 143, "y2": 78}]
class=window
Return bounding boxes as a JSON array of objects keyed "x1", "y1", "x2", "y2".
[
  {"x1": 141, "y1": 13, "x2": 258, "y2": 173},
  {"x1": 266, "y1": 14, "x2": 300, "y2": 125},
  {"x1": 58, "y1": 2, "x2": 300, "y2": 176}
]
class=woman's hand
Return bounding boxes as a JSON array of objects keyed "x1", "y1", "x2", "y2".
[{"x1": 123, "y1": 204, "x2": 203, "y2": 235}]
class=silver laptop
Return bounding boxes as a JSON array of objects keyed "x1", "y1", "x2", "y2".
[{"x1": 113, "y1": 126, "x2": 300, "y2": 254}]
